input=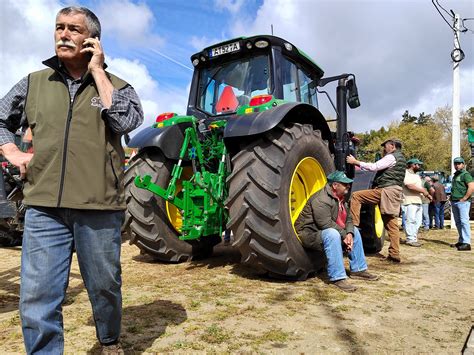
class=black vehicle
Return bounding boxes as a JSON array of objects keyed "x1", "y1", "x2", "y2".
[{"x1": 0, "y1": 130, "x2": 29, "y2": 247}]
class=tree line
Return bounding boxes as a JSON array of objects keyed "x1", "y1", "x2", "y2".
[{"x1": 355, "y1": 106, "x2": 473, "y2": 173}]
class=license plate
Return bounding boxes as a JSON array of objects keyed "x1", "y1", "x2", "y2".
[{"x1": 209, "y1": 41, "x2": 240, "y2": 57}]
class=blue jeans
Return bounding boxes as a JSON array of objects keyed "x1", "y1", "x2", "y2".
[
  {"x1": 404, "y1": 204, "x2": 422, "y2": 242},
  {"x1": 421, "y1": 203, "x2": 430, "y2": 230},
  {"x1": 20, "y1": 207, "x2": 124, "y2": 354},
  {"x1": 321, "y1": 227, "x2": 367, "y2": 281},
  {"x1": 401, "y1": 205, "x2": 407, "y2": 230},
  {"x1": 433, "y1": 201, "x2": 446, "y2": 229},
  {"x1": 451, "y1": 201, "x2": 471, "y2": 245}
]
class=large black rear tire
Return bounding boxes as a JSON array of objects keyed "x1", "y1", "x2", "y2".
[
  {"x1": 226, "y1": 123, "x2": 334, "y2": 280},
  {"x1": 124, "y1": 150, "x2": 219, "y2": 262}
]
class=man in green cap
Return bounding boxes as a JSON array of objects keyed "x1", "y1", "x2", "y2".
[
  {"x1": 450, "y1": 157, "x2": 474, "y2": 251},
  {"x1": 295, "y1": 171, "x2": 378, "y2": 292},
  {"x1": 346, "y1": 138, "x2": 406, "y2": 262},
  {"x1": 402, "y1": 159, "x2": 432, "y2": 247}
]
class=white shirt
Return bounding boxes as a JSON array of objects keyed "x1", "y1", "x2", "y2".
[{"x1": 360, "y1": 154, "x2": 396, "y2": 172}]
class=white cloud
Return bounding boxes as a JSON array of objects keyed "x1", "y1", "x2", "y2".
[
  {"x1": 189, "y1": 35, "x2": 222, "y2": 51},
  {"x1": 105, "y1": 57, "x2": 189, "y2": 134},
  {"x1": 395, "y1": 68, "x2": 474, "y2": 119},
  {"x1": 229, "y1": 0, "x2": 474, "y2": 132},
  {"x1": 0, "y1": 0, "x2": 61, "y2": 93},
  {"x1": 214, "y1": 0, "x2": 245, "y2": 14},
  {"x1": 96, "y1": 0, "x2": 164, "y2": 47}
]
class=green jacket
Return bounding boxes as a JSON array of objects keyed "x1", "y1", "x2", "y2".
[
  {"x1": 374, "y1": 150, "x2": 406, "y2": 188},
  {"x1": 295, "y1": 184, "x2": 354, "y2": 251},
  {"x1": 23, "y1": 58, "x2": 128, "y2": 210}
]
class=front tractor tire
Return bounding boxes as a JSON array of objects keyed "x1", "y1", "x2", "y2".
[
  {"x1": 124, "y1": 150, "x2": 219, "y2": 262},
  {"x1": 226, "y1": 123, "x2": 335, "y2": 280}
]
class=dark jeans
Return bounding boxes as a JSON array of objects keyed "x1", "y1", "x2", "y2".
[
  {"x1": 433, "y1": 201, "x2": 446, "y2": 229},
  {"x1": 20, "y1": 207, "x2": 124, "y2": 354}
]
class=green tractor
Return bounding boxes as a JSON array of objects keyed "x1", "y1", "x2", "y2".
[{"x1": 124, "y1": 35, "x2": 383, "y2": 279}]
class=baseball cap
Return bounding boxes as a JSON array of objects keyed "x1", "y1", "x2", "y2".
[
  {"x1": 380, "y1": 138, "x2": 402, "y2": 148},
  {"x1": 453, "y1": 157, "x2": 465, "y2": 164},
  {"x1": 407, "y1": 158, "x2": 423, "y2": 165},
  {"x1": 327, "y1": 171, "x2": 353, "y2": 184}
]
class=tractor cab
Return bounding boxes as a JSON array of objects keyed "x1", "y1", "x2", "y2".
[{"x1": 187, "y1": 35, "x2": 324, "y2": 121}]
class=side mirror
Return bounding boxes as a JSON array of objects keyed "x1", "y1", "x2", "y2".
[{"x1": 346, "y1": 79, "x2": 360, "y2": 109}]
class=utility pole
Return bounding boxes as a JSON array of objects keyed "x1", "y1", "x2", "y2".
[
  {"x1": 451, "y1": 13, "x2": 461, "y2": 175},
  {"x1": 451, "y1": 13, "x2": 461, "y2": 227}
]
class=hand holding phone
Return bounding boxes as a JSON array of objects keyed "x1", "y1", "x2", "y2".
[{"x1": 81, "y1": 37, "x2": 104, "y2": 70}]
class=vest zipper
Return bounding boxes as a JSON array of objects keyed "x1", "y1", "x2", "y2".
[{"x1": 57, "y1": 97, "x2": 75, "y2": 207}]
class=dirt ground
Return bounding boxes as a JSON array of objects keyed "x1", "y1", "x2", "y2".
[{"x1": 0, "y1": 224, "x2": 473, "y2": 354}]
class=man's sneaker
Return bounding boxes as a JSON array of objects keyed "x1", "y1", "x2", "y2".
[
  {"x1": 386, "y1": 255, "x2": 401, "y2": 263},
  {"x1": 101, "y1": 343, "x2": 124, "y2": 355},
  {"x1": 456, "y1": 243, "x2": 471, "y2": 251},
  {"x1": 406, "y1": 241, "x2": 421, "y2": 247},
  {"x1": 332, "y1": 279, "x2": 357, "y2": 292},
  {"x1": 350, "y1": 270, "x2": 379, "y2": 281},
  {"x1": 450, "y1": 242, "x2": 462, "y2": 248}
]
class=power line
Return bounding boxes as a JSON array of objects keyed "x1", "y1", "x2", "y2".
[
  {"x1": 435, "y1": 0, "x2": 452, "y2": 18},
  {"x1": 432, "y1": 0, "x2": 455, "y2": 31},
  {"x1": 431, "y1": 0, "x2": 467, "y2": 63}
]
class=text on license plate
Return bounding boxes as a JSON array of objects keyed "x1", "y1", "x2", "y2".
[{"x1": 210, "y1": 42, "x2": 240, "y2": 57}]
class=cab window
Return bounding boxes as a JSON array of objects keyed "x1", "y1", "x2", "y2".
[
  {"x1": 298, "y1": 68, "x2": 318, "y2": 106},
  {"x1": 281, "y1": 56, "x2": 318, "y2": 107},
  {"x1": 281, "y1": 58, "x2": 298, "y2": 102},
  {"x1": 198, "y1": 54, "x2": 271, "y2": 115}
]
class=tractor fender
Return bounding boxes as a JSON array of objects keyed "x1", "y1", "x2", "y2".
[
  {"x1": 127, "y1": 125, "x2": 185, "y2": 159},
  {"x1": 224, "y1": 102, "x2": 333, "y2": 150}
]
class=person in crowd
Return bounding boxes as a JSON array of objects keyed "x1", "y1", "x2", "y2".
[
  {"x1": 346, "y1": 138, "x2": 406, "y2": 262},
  {"x1": 402, "y1": 159, "x2": 432, "y2": 247},
  {"x1": 431, "y1": 175, "x2": 448, "y2": 229},
  {"x1": 295, "y1": 171, "x2": 378, "y2": 292},
  {"x1": 450, "y1": 157, "x2": 474, "y2": 251},
  {"x1": 0, "y1": 6, "x2": 143, "y2": 354},
  {"x1": 421, "y1": 176, "x2": 434, "y2": 231}
]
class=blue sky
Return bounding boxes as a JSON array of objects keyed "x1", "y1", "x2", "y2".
[{"x1": 1, "y1": 0, "x2": 473, "y2": 134}]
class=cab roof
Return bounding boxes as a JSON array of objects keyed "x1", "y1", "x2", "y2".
[{"x1": 190, "y1": 35, "x2": 325, "y2": 78}]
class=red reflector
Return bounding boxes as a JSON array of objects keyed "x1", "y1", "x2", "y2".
[
  {"x1": 249, "y1": 94, "x2": 273, "y2": 106},
  {"x1": 156, "y1": 112, "x2": 175, "y2": 122}
]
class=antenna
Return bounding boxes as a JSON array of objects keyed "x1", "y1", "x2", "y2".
[{"x1": 271, "y1": 24, "x2": 273, "y2": 35}]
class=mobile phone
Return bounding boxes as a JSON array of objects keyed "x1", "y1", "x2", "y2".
[{"x1": 83, "y1": 40, "x2": 93, "y2": 61}]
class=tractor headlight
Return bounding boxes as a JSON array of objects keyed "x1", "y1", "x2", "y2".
[
  {"x1": 192, "y1": 58, "x2": 199, "y2": 66},
  {"x1": 255, "y1": 40, "x2": 269, "y2": 48}
]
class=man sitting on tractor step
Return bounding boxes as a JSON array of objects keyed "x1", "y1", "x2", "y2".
[
  {"x1": 295, "y1": 171, "x2": 378, "y2": 292},
  {"x1": 346, "y1": 138, "x2": 406, "y2": 263}
]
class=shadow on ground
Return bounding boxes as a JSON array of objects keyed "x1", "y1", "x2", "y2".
[{"x1": 87, "y1": 299, "x2": 187, "y2": 354}]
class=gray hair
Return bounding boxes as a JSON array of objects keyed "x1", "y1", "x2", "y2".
[{"x1": 57, "y1": 6, "x2": 101, "y2": 39}]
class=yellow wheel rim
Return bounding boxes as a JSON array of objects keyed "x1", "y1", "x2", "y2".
[
  {"x1": 290, "y1": 157, "x2": 327, "y2": 239},
  {"x1": 374, "y1": 205, "x2": 384, "y2": 238},
  {"x1": 166, "y1": 167, "x2": 193, "y2": 233}
]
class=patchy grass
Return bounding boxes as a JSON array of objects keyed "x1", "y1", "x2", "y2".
[
  {"x1": 0, "y1": 226, "x2": 472, "y2": 353},
  {"x1": 200, "y1": 324, "x2": 232, "y2": 344}
]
